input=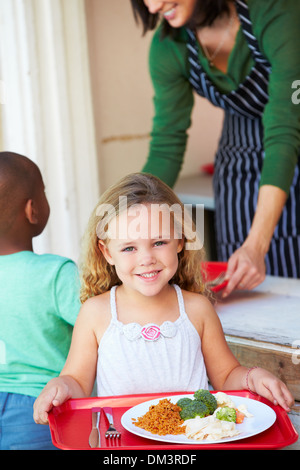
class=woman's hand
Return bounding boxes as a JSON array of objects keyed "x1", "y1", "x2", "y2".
[
  {"x1": 247, "y1": 367, "x2": 294, "y2": 412},
  {"x1": 222, "y1": 240, "x2": 266, "y2": 298},
  {"x1": 222, "y1": 185, "x2": 287, "y2": 298}
]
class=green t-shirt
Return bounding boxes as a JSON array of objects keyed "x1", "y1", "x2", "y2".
[
  {"x1": 0, "y1": 251, "x2": 81, "y2": 398},
  {"x1": 143, "y1": 0, "x2": 300, "y2": 194}
]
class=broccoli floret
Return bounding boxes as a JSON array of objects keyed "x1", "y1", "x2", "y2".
[
  {"x1": 179, "y1": 401, "x2": 209, "y2": 421},
  {"x1": 176, "y1": 397, "x2": 193, "y2": 409},
  {"x1": 216, "y1": 407, "x2": 237, "y2": 423},
  {"x1": 193, "y1": 389, "x2": 218, "y2": 415}
]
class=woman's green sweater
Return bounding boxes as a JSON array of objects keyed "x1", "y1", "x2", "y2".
[{"x1": 143, "y1": 0, "x2": 300, "y2": 195}]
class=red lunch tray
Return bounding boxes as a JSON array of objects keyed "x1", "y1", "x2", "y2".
[
  {"x1": 48, "y1": 390, "x2": 298, "y2": 450},
  {"x1": 201, "y1": 261, "x2": 229, "y2": 292}
]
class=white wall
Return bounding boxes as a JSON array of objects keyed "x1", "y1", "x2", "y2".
[
  {"x1": 85, "y1": 0, "x2": 224, "y2": 191},
  {"x1": 0, "y1": 0, "x2": 99, "y2": 261}
]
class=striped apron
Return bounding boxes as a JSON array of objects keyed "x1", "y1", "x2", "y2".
[{"x1": 186, "y1": 0, "x2": 300, "y2": 277}]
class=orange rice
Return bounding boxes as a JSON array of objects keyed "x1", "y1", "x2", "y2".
[{"x1": 132, "y1": 399, "x2": 186, "y2": 436}]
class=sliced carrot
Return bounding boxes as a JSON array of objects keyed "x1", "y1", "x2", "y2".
[{"x1": 235, "y1": 409, "x2": 245, "y2": 424}]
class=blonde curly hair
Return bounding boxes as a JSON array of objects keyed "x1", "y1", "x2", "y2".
[{"x1": 79, "y1": 173, "x2": 212, "y2": 303}]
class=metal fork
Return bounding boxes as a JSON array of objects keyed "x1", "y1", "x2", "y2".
[
  {"x1": 206, "y1": 271, "x2": 227, "y2": 288},
  {"x1": 103, "y1": 407, "x2": 121, "y2": 439}
]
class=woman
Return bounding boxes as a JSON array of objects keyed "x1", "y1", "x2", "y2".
[{"x1": 130, "y1": 0, "x2": 300, "y2": 297}]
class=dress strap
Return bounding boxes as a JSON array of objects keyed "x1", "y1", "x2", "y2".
[
  {"x1": 110, "y1": 286, "x2": 118, "y2": 320},
  {"x1": 110, "y1": 284, "x2": 187, "y2": 321},
  {"x1": 173, "y1": 284, "x2": 188, "y2": 319}
]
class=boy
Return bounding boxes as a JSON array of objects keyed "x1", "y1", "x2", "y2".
[{"x1": 0, "y1": 152, "x2": 80, "y2": 449}]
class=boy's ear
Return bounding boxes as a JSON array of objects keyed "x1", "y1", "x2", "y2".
[
  {"x1": 98, "y1": 240, "x2": 114, "y2": 265},
  {"x1": 24, "y1": 199, "x2": 38, "y2": 225}
]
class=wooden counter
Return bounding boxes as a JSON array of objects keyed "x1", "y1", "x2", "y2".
[
  {"x1": 216, "y1": 275, "x2": 300, "y2": 399},
  {"x1": 215, "y1": 275, "x2": 300, "y2": 448}
]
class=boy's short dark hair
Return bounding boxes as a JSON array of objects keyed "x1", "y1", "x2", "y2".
[{"x1": 0, "y1": 152, "x2": 42, "y2": 235}]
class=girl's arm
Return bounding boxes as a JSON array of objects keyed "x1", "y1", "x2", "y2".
[
  {"x1": 196, "y1": 296, "x2": 294, "y2": 411},
  {"x1": 34, "y1": 298, "x2": 106, "y2": 424},
  {"x1": 222, "y1": 365, "x2": 294, "y2": 411},
  {"x1": 33, "y1": 375, "x2": 87, "y2": 425}
]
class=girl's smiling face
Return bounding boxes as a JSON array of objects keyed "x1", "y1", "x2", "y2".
[
  {"x1": 143, "y1": 0, "x2": 197, "y2": 28},
  {"x1": 98, "y1": 204, "x2": 183, "y2": 297}
]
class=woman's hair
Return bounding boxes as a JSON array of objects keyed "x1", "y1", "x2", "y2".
[
  {"x1": 79, "y1": 172, "x2": 212, "y2": 303},
  {"x1": 130, "y1": 0, "x2": 232, "y2": 36}
]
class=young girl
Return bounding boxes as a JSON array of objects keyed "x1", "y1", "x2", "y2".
[{"x1": 34, "y1": 173, "x2": 294, "y2": 424}]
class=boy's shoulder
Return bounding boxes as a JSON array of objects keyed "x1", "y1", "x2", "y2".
[
  {"x1": 30, "y1": 252, "x2": 77, "y2": 271},
  {"x1": 0, "y1": 251, "x2": 78, "y2": 280},
  {"x1": 0, "y1": 251, "x2": 75, "y2": 265},
  {"x1": 34, "y1": 252, "x2": 74, "y2": 263}
]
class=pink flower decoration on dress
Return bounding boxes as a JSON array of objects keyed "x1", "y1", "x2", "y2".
[{"x1": 141, "y1": 324, "x2": 161, "y2": 341}]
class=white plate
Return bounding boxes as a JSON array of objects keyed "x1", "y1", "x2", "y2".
[{"x1": 121, "y1": 394, "x2": 276, "y2": 444}]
